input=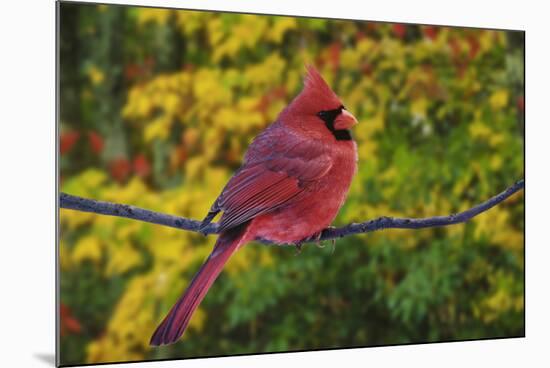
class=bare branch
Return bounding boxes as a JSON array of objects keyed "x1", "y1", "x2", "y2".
[{"x1": 59, "y1": 179, "x2": 524, "y2": 245}]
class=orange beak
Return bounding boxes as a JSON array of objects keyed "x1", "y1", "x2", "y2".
[{"x1": 334, "y1": 109, "x2": 358, "y2": 130}]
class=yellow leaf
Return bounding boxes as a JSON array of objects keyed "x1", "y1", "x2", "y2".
[
  {"x1": 61, "y1": 209, "x2": 94, "y2": 230},
  {"x1": 340, "y1": 49, "x2": 360, "y2": 70},
  {"x1": 356, "y1": 38, "x2": 375, "y2": 56},
  {"x1": 59, "y1": 240, "x2": 72, "y2": 271},
  {"x1": 244, "y1": 54, "x2": 286, "y2": 87},
  {"x1": 469, "y1": 121, "x2": 492, "y2": 140},
  {"x1": 163, "y1": 93, "x2": 180, "y2": 114},
  {"x1": 185, "y1": 156, "x2": 206, "y2": 181},
  {"x1": 144, "y1": 116, "x2": 171, "y2": 143},
  {"x1": 411, "y1": 98, "x2": 428, "y2": 119},
  {"x1": 72, "y1": 236, "x2": 102, "y2": 265},
  {"x1": 489, "y1": 133, "x2": 505, "y2": 147},
  {"x1": 489, "y1": 89, "x2": 509, "y2": 110},
  {"x1": 105, "y1": 242, "x2": 143, "y2": 276},
  {"x1": 137, "y1": 8, "x2": 171, "y2": 26},
  {"x1": 490, "y1": 155, "x2": 503, "y2": 170},
  {"x1": 207, "y1": 17, "x2": 224, "y2": 46},
  {"x1": 268, "y1": 17, "x2": 297, "y2": 43},
  {"x1": 88, "y1": 66, "x2": 104, "y2": 86}
]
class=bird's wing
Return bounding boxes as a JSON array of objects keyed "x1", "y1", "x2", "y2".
[{"x1": 204, "y1": 127, "x2": 332, "y2": 232}]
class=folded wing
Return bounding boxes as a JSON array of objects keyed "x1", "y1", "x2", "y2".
[{"x1": 204, "y1": 126, "x2": 332, "y2": 232}]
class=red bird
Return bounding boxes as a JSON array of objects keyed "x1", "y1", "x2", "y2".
[{"x1": 150, "y1": 65, "x2": 359, "y2": 346}]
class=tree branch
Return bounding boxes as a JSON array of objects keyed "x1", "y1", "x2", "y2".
[{"x1": 59, "y1": 179, "x2": 524, "y2": 245}]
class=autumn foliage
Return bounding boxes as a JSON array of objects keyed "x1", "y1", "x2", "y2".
[{"x1": 59, "y1": 3, "x2": 524, "y2": 365}]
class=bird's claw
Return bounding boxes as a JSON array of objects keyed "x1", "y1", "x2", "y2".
[
  {"x1": 315, "y1": 235, "x2": 325, "y2": 248},
  {"x1": 294, "y1": 227, "x2": 337, "y2": 254},
  {"x1": 317, "y1": 227, "x2": 337, "y2": 252},
  {"x1": 311, "y1": 226, "x2": 336, "y2": 249}
]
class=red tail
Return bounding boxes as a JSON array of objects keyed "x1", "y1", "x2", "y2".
[{"x1": 150, "y1": 224, "x2": 248, "y2": 346}]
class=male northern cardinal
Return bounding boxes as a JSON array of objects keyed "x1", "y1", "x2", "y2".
[{"x1": 150, "y1": 65, "x2": 359, "y2": 346}]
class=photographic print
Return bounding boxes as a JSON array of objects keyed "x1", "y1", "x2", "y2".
[{"x1": 57, "y1": 1, "x2": 525, "y2": 366}]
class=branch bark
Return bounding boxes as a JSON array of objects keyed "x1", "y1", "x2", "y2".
[{"x1": 59, "y1": 179, "x2": 524, "y2": 245}]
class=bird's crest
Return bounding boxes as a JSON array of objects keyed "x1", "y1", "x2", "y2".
[{"x1": 298, "y1": 64, "x2": 342, "y2": 111}]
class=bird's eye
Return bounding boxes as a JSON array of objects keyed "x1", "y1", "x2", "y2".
[{"x1": 317, "y1": 106, "x2": 344, "y2": 122}]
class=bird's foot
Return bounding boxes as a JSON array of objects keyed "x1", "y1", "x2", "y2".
[
  {"x1": 317, "y1": 226, "x2": 337, "y2": 253},
  {"x1": 314, "y1": 231, "x2": 325, "y2": 248},
  {"x1": 294, "y1": 227, "x2": 337, "y2": 253},
  {"x1": 330, "y1": 237, "x2": 337, "y2": 254},
  {"x1": 307, "y1": 226, "x2": 337, "y2": 249}
]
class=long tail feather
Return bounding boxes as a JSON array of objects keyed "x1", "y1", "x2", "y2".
[{"x1": 150, "y1": 223, "x2": 249, "y2": 346}]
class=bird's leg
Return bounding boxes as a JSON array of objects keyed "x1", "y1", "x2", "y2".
[
  {"x1": 294, "y1": 226, "x2": 337, "y2": 253},
  {"x1": 294, "y1": 242, "x2": 303, "y2": 255},
  {"x1": 303, "y1": 226, "x2": 336, "y2": 249},
  {"x1": 315, "y1": 226, "x2": 338, "y2": 252},
  {"x1": 330, "y1": 237, "x2": 337, "y2": 254},
  {"x1": 319, "y1": 227, "x2": 338, "y2": 251},
  {"x1": 314, "y1": 230, "x2": 325, "y2": 248}
]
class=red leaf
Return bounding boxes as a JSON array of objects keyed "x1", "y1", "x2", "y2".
[
  {"x1": 256, "y1": 86, "x2": 287, "y2": 114},
  {"x1": 314, "y1": 55, "x2": 325, "y2": 69},
  {"x1": 449, "y1": 37, "x2": 461, "y2": 58},
  {"x1": 133, "y1": 154, "x2": 151, "y2": 178},
  {"x1": 60, "y1": 303, "x2": 81, "y2": 337},
  {"x1": 124, "y1": 63, "x2": 142, "y2": 80},
  {"x1": 455, "y1": 61, "x2": 467, "y2": 78},
  {"x1": 87, "y1": 131, "x2": 104, "y2": 155},
  {"x1": 517, "y1": 96, "x2": 524, "y2": 112},
  {"x1": 109, "y1": 158, "x2": 131, "y2": 183},
  {"x1": 255, "y1": 94, "x2": 270, "y2": 114},
  {"x1": 144, "y1": 56, "x2": 155, "y2": 68},
  {"x1": 361, "y1": 63, "x2": 373, "y2": 76},
  {"x1": 60, "y1": 131, "x2": 80, "y2": 155},
  {"x1": 328, "y1": 42, "x2": 341, "y2": 72},
  {"x1": 125, "y1": 57, "x2": 156, "y2": 81},
  {"x1": 392, "y1": 24, "x2": 407, "y2": 39},
  {"x1": 64, "y1": 316, "x2": 82, "y2": 334},
  {"x1": 467, "y1": 35, "x2": 480, "y2": 59},
  {"x1": 447, "y1": 37, "x2": 468, "y2": 78},
  {"x1": 60, "y1": 303, "x2": 69, "y2": 317},
  {"x1": 272, "y1": 86, "x2": 287, "y2": 99},
  {"x1": 423, "y1": 26, "x2": 438, "y2": 41}
]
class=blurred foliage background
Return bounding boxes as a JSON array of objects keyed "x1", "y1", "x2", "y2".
[{"x1": 58, "y1": 2, "x2": 524, "y2": 366}]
